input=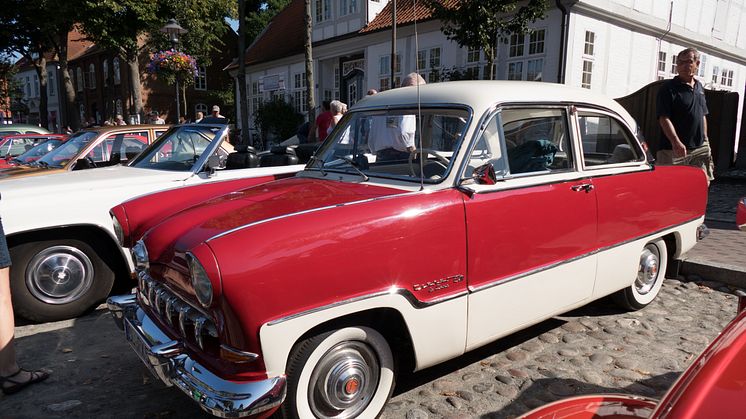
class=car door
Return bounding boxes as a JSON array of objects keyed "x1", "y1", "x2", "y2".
[
  {"x1": 574, "y1": 108, "x2": 653, "y2": 297},
  {"x1": 462, "y1": 105, "x2": 598, "y2": 350}
]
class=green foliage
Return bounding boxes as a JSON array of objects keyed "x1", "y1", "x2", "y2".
[
  {"x1": 253, "y1": 98, "x2": 303, "y2": 144},
  {"x1": 244, "y1": 0, "x2": 292, "y2": 46},
  {"x1": 426, "y1": 0, "x2": 548, "y2": 78}
]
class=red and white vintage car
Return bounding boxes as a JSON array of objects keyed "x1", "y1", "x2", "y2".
[
  {"x1": 520, "y1": 292, "x2": 746, "y2": 419},
  {"x1": 108, "y1": 81, "x2": 709, "y2": 418}
]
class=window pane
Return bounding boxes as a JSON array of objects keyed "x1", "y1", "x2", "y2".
[
  {"x1": 578, "y1": 112, "x2": 642, "y2": 167},
  {"x1": 502, "y1": 108, "x2": 573, "y2": 174}
]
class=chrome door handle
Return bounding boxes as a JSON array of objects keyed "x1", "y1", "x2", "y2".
[{"x1": 571, "y1": 183, "x2": 594, "y2": 193}]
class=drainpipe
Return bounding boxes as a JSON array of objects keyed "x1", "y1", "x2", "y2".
[
  {"x1": 656, "y1": 1, "x2": 674, "y2": 79},
  {"x1": 555, "y1": 0, "x2": 576, "y2": 84}
]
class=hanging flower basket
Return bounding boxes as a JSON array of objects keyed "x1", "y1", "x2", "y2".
[{"x1": 147, "y1": 50, "x2": 198, "y2": 85}]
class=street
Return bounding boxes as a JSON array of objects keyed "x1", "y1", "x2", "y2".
[{"x1": 1, "y1": 275, "x2": 741, "y2": 418}]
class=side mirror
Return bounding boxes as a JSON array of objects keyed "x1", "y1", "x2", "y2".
[
  {"x1": 472, "y1": 163, "x2": 497, "y2": 185},
  {"x1": 205, "y1": 154, "x2": 221, "y2": 177}
]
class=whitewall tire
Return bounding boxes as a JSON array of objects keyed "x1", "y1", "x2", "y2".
[
  {"x1": 614, "y1": 238, "x2": 668, "y2": 310},
  {"x1": 282, "y1": 326, "x2": 395, "y2": 419}
]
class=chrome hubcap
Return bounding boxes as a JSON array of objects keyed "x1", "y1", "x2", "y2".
[
  {"x1": 309, "y1": 341, "x2": 380, "y2": 418},
  {"x1": 636, "y1": 244, "x2": 660, "y2": 295},
  {"x1": 26, "y1": 246, "x2": 94, "y2": 305}
]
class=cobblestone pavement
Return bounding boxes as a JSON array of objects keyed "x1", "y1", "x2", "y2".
[{"x1": 2, "y1": 277, "x2": 742, "y2": 418}]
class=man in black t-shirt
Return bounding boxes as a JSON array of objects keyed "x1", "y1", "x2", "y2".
[{"x1": 656, "y1": 47, "x2": 714, "y2": 184}]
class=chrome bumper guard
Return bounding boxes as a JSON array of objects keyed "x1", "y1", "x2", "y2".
[
  {"x1": 697, "y1": 223, "x2": 710, "y2": 241},
  {"x1": 107, "y1": 294, "x2": 286, "y2": 418}
]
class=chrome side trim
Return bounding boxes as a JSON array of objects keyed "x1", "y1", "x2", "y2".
[
  {"x1": 470, "y1": 216, "x2": 702, "y2": 293},
  {"x1": 266, "y1": 287, "x2": 468, "y2": 326},
  {"x1": 265, "y1": 216, "x2": 701, "y2": 326},
  {"x1": 108, "y1": 296, "x2": 284, "y2": 418}
]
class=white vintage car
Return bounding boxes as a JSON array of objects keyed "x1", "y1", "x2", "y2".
[{"x1": 0, "y1": 124, "x2": 304, "y2": 322}]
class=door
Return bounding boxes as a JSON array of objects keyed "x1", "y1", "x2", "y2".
[{"x1": 463, "y1": 106, "x2": 598, "y2": 349}]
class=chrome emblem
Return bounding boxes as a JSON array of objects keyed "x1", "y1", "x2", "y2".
[{"x1": 413, "y1": 275, "x2": 464, "y2": 293}]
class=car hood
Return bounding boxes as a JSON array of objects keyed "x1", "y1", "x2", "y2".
[
  {"x1": 0, "y1": 164, "x2": 65, "y2": 179},
  {"x1": 143, "y1": 177, "x2": 405, "y2": 264},
  {"x1": 1, "y1": 165, "x2": 189, "y2": 198}
]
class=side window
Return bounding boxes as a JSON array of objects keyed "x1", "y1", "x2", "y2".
[
  {"x1": 467, "y1": 113, "x2": 507, "y2": 178},
  {"x1": 577, "y1": 112, "x2": 642, "y2": 167},
  {"x1": 502, "y1": 108, "x2": 572, "y2": 175}
]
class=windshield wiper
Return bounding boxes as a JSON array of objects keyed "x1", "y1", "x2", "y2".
[
  {"x1": 337, "y1": 156, "x2": 369, "y2": 182},
  {"x1": 308, "y1": 155, "x2": 327, "y2": 177}
]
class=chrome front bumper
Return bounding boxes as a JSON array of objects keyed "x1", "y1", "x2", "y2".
[{"x1": 107, "y1": 294, "x2": 286, "y2": 418}]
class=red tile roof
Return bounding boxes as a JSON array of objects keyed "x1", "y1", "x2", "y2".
[
  {"x1": 361, "y1": 0, "x2": 458, "y2": 33},
  {"x1": 231, "y1": 0, "x2": 460, "y2": 69},
  {"x1": 225, "y1": 0, "x2": 306, "y2": 70}
]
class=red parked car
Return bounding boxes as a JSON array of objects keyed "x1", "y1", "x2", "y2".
[
  {"x1": 107, "y1": 81, "x2": 708, "y2": 418},
  {"x1": 0, "y1": 134, "x2": 68, "y2": 168},
  {"x1": 0, "y1": 133, "x2": 66, "y2": 163},
  {"x1": 520, "y1": 292, "x2": 746, "y2": 418}
]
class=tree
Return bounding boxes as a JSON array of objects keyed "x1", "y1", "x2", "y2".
[
  {"x1": 0, "y1": 55, "x2": 21, "y2": 120},
  {"x1": 303, "y1": 0, "x2": 316, "y2": 142},
  {"x1": 427, "y1": 0, "x2": 548, "y2": 80},
  {"x1": 237, "y1": 0, "x2": 250, "y2": 145},
  {"x1": 80, "y1": 0, "x2": 234, "y2": 122}
]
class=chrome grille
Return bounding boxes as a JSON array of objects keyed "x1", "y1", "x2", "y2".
[{"x1": 137, "y1": 270, "x2": 218, "y2": 350}]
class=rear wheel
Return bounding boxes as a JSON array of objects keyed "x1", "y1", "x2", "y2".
[
  {"x1": 281, "y1": 326, "x2": 395, "y2": 419},
  {"x1": 613, "y1": 238, "x2": 667, "y2": 310},
  {"x1": 9, "y1": 239, "x2": 115, "y2": 322}
]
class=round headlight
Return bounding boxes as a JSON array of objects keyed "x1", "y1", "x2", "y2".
[
  {"x1": 112, "y1": 215, "x2": 124, "y2": 246},
  {"x1": 131, "y1": 240, "x2": 149, "y2": 270},
  {"x1": 187, "y1": 253, "x2": 213, "y2": 308}
]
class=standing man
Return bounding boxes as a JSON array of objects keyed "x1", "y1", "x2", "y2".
[
  {"x1": 315, "y1": 101, "x2": 333, "y2": 142},
  {"x1": 656, "y1": 47, "x2": 714, "y2": 184}
]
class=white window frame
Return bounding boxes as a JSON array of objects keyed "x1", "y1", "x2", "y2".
[
  {"x1": 293, "y1": 72, "x2": 307, "y2": 113},
  {"x1": 528, "y1": 29, "x2": 545, "y2": 55},
  {"x1": 583, "y1": 31, "x2": 595, "y2": 56},
  {"x1": 315, "y1": 0, "x2": 331, "y2": 22},
  {"x1": 103, "y1": 60, "x2": 109, "y2": 86},
  {"x1": 509, "y1": 34, "x2": 524, "y2": 57},
  {"x1": 33, "y1": 74, "x2": 39, "y2": 97},
  {"x1": 194, "y1": 65, "x2": 207, "y2": 90},
  {"x1": 76, "y1": 67, "x2": 83, "y2": 92},
  {"x1": 113, "y1": 58, "x2": 121, "y2": 85},
  {"x1": 581, "y1": 60, "x2": 593, "y2": 89},
  {"x1": 711, "y1": 66, "x2": 719, "y2": 84},
  {"x1": 88, "y1": 63, "x2": 96, "y2": 89},
  {"x1": 47, "y1": 71, "x2": 55, "y2": 96},
  {"x1": 526, "y1": 58, "x2": 543, "y2": 81}
]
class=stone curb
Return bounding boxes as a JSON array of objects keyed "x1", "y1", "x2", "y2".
[{"x1": 680, "y1": 260, "x2": 746, "y2": 289}]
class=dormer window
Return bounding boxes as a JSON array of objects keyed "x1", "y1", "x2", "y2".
[
  {"x1": 340, "y1": 0, "x2": 357, "y2": 15},
  {"x1": 315, "y1": 0, "x2": 331, "y2": 22}
]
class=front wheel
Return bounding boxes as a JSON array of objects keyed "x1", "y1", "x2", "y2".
[
  {"x1": 281, "y1": 326, "x2": 395, "y2": 419},
  {"x1": 613, "y1": 238, "x2": 668, "y2": 310},
  {"x1": 9, "y1": 239, "x2": 115, "y2": 322}
]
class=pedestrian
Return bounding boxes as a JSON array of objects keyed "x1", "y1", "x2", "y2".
[
  {"x1": 1, "y1": 211, "x2": 49, "y2": 395},
  {"x1": 194, "y1": 111, "x2": 204, "y2": 123},
  {"x1": 656, "y1": 47, "x2": 714, "y2": 184},
  {"x1": 64, "y1": 126, "x2": 73, "y2": 134},
  {"x1": 367, "y1": 88, "x2": 378, "y2": 95},
  {"x1": 327, "y1": 100, "x2": 346, "y2": 135},
  {"x1": 178, "y1": 116, "x2": 187, "y2": 125},
  {"x1": 210, "y1": 105, "x2": 225, "y2": 119},
  {"x1": 154, "y1": 112, "x2": 166, "y2": 125},
  {"x1": 315, "y1": 101, "x2": 333, "y2": 142},
  {"x1": 115, "y1": 114, "x2": 127, "y2": 125},
  {"x1": 367, "y1": 72, "x2": 426, "y2": 161}
]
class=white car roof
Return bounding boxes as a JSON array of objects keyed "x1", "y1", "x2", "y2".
[{"x1": 353, "y1": 81, "x2": 637, "y2": 129}]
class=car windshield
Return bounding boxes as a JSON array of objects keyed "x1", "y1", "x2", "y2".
[
  {"x1": 309, "y1": 108, "x2": 470, "y2": 183},
  {"x1": 130, "y1": 125, "x2": 220, "y2": 171},
  {"x1": 15, "y1": 139, "x2": 63, "y2": 164},
  {"x1": 36, "y1": 131, "x2": 98, "y2": 168}
]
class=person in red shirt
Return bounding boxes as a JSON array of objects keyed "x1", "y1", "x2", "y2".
[{"x1": 315, "y1": 101, "x2": 333, "y2": 142}]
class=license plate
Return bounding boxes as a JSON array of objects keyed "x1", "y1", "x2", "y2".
[{"x1": 124, "y1": 319, "x2": 165, "y2": 383}]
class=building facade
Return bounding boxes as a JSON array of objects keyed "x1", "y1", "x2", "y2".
[{"x1": 230, "y1": 0, "x2": 746, "y2": 148}]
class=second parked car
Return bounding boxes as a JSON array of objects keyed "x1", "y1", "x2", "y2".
[{"x1": 0, "y1": 125, "x2": 168, "y2": 180}]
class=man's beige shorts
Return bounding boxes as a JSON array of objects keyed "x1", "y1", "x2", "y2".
[{"x1": 656, "y1": 140, "x2": 714, "y2": 182}]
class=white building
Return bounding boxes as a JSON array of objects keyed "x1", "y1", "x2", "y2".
[
  {"x1": 13, "y1": 60, "x2": 63, "y2": 131},
  {"x1": 229, "y1": 0, "x2": 746, "y2": 144}
]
